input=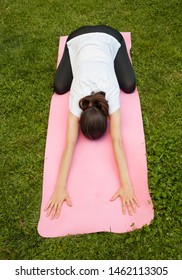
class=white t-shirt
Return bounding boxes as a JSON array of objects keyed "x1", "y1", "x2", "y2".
[{"x1": 67, "y1": 33, "x2": 121, "y2": 118}]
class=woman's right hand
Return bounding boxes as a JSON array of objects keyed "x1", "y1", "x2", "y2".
[{"x1": 44, "y1": 186, "x2": 72, "y2": 220}]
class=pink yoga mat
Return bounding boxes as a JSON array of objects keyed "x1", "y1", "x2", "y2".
[{"x1": 38, "y1": 32, "x2": 154, "y2": 237}]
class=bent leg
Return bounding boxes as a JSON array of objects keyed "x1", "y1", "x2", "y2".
[
  {"x1": 76, "y1": 25, "x2": 136, "y2": 93},
  {"x1": 114, "y1": 38, "x2": 136, "y2": 93},
  {"x1": 54, "y1": 26, "x2": 96, "y2": 95},
  {"x1": 54, "y1": 44, "x2": 73, "y2": 95}
]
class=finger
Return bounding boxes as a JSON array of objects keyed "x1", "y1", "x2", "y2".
[
  {"x1": 55, "y1": 203, "x2": 62, "y2": 219},
  {"x1": 130, "y1": 202, "x2": 136, "y2": 213},
  {"x1": 66, "y1": 196, "x2": 72, "y2": 207},
  {"x1": 126, "y1": 201, "x2": 133, "y2": 216},
  {"x1": 44, "y1": 200, "x2": 52, "y2": 211},
  {"x1": 51, "y1": 204, "x2": 59, "y2": 220},
  {"x1": 121, "y1": 199, "x2": 126, "y2": 215},
  {"x1": 130, "y1": 200, "x2": 136, "y2": 213},
  {"x1": 110, "y1": 192, "x2": 119, "y2": 201},
  {"x1": 133, "y1": 196, "x2": 140, "y2": 207},
  {"x1": 46, "y1": 202, "x2": 54, "y2": 217}
]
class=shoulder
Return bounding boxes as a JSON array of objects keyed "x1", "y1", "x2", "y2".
[
  {"x1": 107, "y1": 85, "x2": 120, "y2": 116},
  {"x1": 69, "y1": 86, "x2": 83, "y2": 118}
]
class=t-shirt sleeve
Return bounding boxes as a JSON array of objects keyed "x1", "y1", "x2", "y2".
[
  {"x1": 69, "y1": 94, "x2": 82, "y2": 118},
  {"x1": 108, "y1": 36, "x2": 121, "y2": 60}
]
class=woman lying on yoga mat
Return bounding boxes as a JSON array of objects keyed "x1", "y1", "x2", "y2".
[{"x1": 44, "y1": 25, "x2": 140, "y2": 219}]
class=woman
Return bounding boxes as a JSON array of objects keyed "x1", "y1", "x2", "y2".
[{"x1": 44, "y1": 25, "x2": 140, "y2": 219}]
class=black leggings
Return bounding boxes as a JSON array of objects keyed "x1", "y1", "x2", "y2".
[{"x1": 54, "y1": 25, "x2": 136, "y2": 94}]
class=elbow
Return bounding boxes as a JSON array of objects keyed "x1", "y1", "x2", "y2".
[
  {"x1": 65, "y1": 140, "x2": 76, "y2": 150},
  {"x1": 63, "y1": 141, "x2": 76, "y2": 157},
  {"x1": 113, "y1": 140, "x2": 122, "y2": 150},
  {"x1": 111, "y1": 138, "x2": 125, "y2": 155},
  {"x1": 111, "y1": 137, "x2": 124, "y2": 152},
  {"x1": 65, "y1": 137, "x2": 78, "y2": 149},
  {"x1": 111, "y1": 136, "x2": 122, "y2": 147}
]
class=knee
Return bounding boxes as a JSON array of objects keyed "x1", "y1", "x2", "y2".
[
  {"x1": 53, "y1": 80, "x2": 67, "y2": 95},
  {"x1": 123, "y1": 79, "x2": 136, "y2": 94}
]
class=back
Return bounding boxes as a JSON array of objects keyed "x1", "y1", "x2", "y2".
[{"x1": 67, "y1": 33, "x2": 121, "y2": 118}]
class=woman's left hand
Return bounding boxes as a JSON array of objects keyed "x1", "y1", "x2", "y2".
[{"x1": 110, "y1": 185, "x2": 140, "y2": 215}]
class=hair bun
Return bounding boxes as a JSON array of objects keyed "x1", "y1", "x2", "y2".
[
  {"x1": 79, "y1": 99, "x2": 90, "y2": 111},
  {"x1": 93, "y1": 101, "x2": 101, "y2": 110},
  {"x1": 79, "y1": 91, "x2": 109, "y2": 117}
]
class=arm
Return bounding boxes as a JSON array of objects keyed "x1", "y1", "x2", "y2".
[
  {"x1": 44, "y1": 111, "x2": 79, "y2": 219},
  {"x1": 109, "y1": 109, "x2": 140, "y2": 215}
]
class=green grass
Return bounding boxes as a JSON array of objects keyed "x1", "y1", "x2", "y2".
[{"x1": 0, "y1": 0, "x2": 181, "y2": 260}]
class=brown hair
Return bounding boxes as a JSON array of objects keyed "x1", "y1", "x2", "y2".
[{"x1": 79, "y1": 91, "x2": 109, "y2": 140}]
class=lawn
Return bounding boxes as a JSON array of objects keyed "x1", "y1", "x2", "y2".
[{"x1": 0, "y1": 0, "x2": 181, "y2": 260}]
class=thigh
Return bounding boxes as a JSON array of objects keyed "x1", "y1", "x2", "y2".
[
  {"x1": 54, "y1": 45, "x2": 73, "y2": 94},
  {"x1": 114, "y1": 40, "x2": 136, "y2": 93}
]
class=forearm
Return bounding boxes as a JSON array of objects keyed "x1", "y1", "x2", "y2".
[
  {"x1": 56, "y1": 143, "x2": 76, "y2": 190},
  {"x1": 112, "y1": 140, "x2": 131, "y2": 188}
]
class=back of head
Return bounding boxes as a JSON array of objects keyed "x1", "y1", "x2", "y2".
[{"x1": 79, "y1": 91, "x2": 109, "y2": 140}]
